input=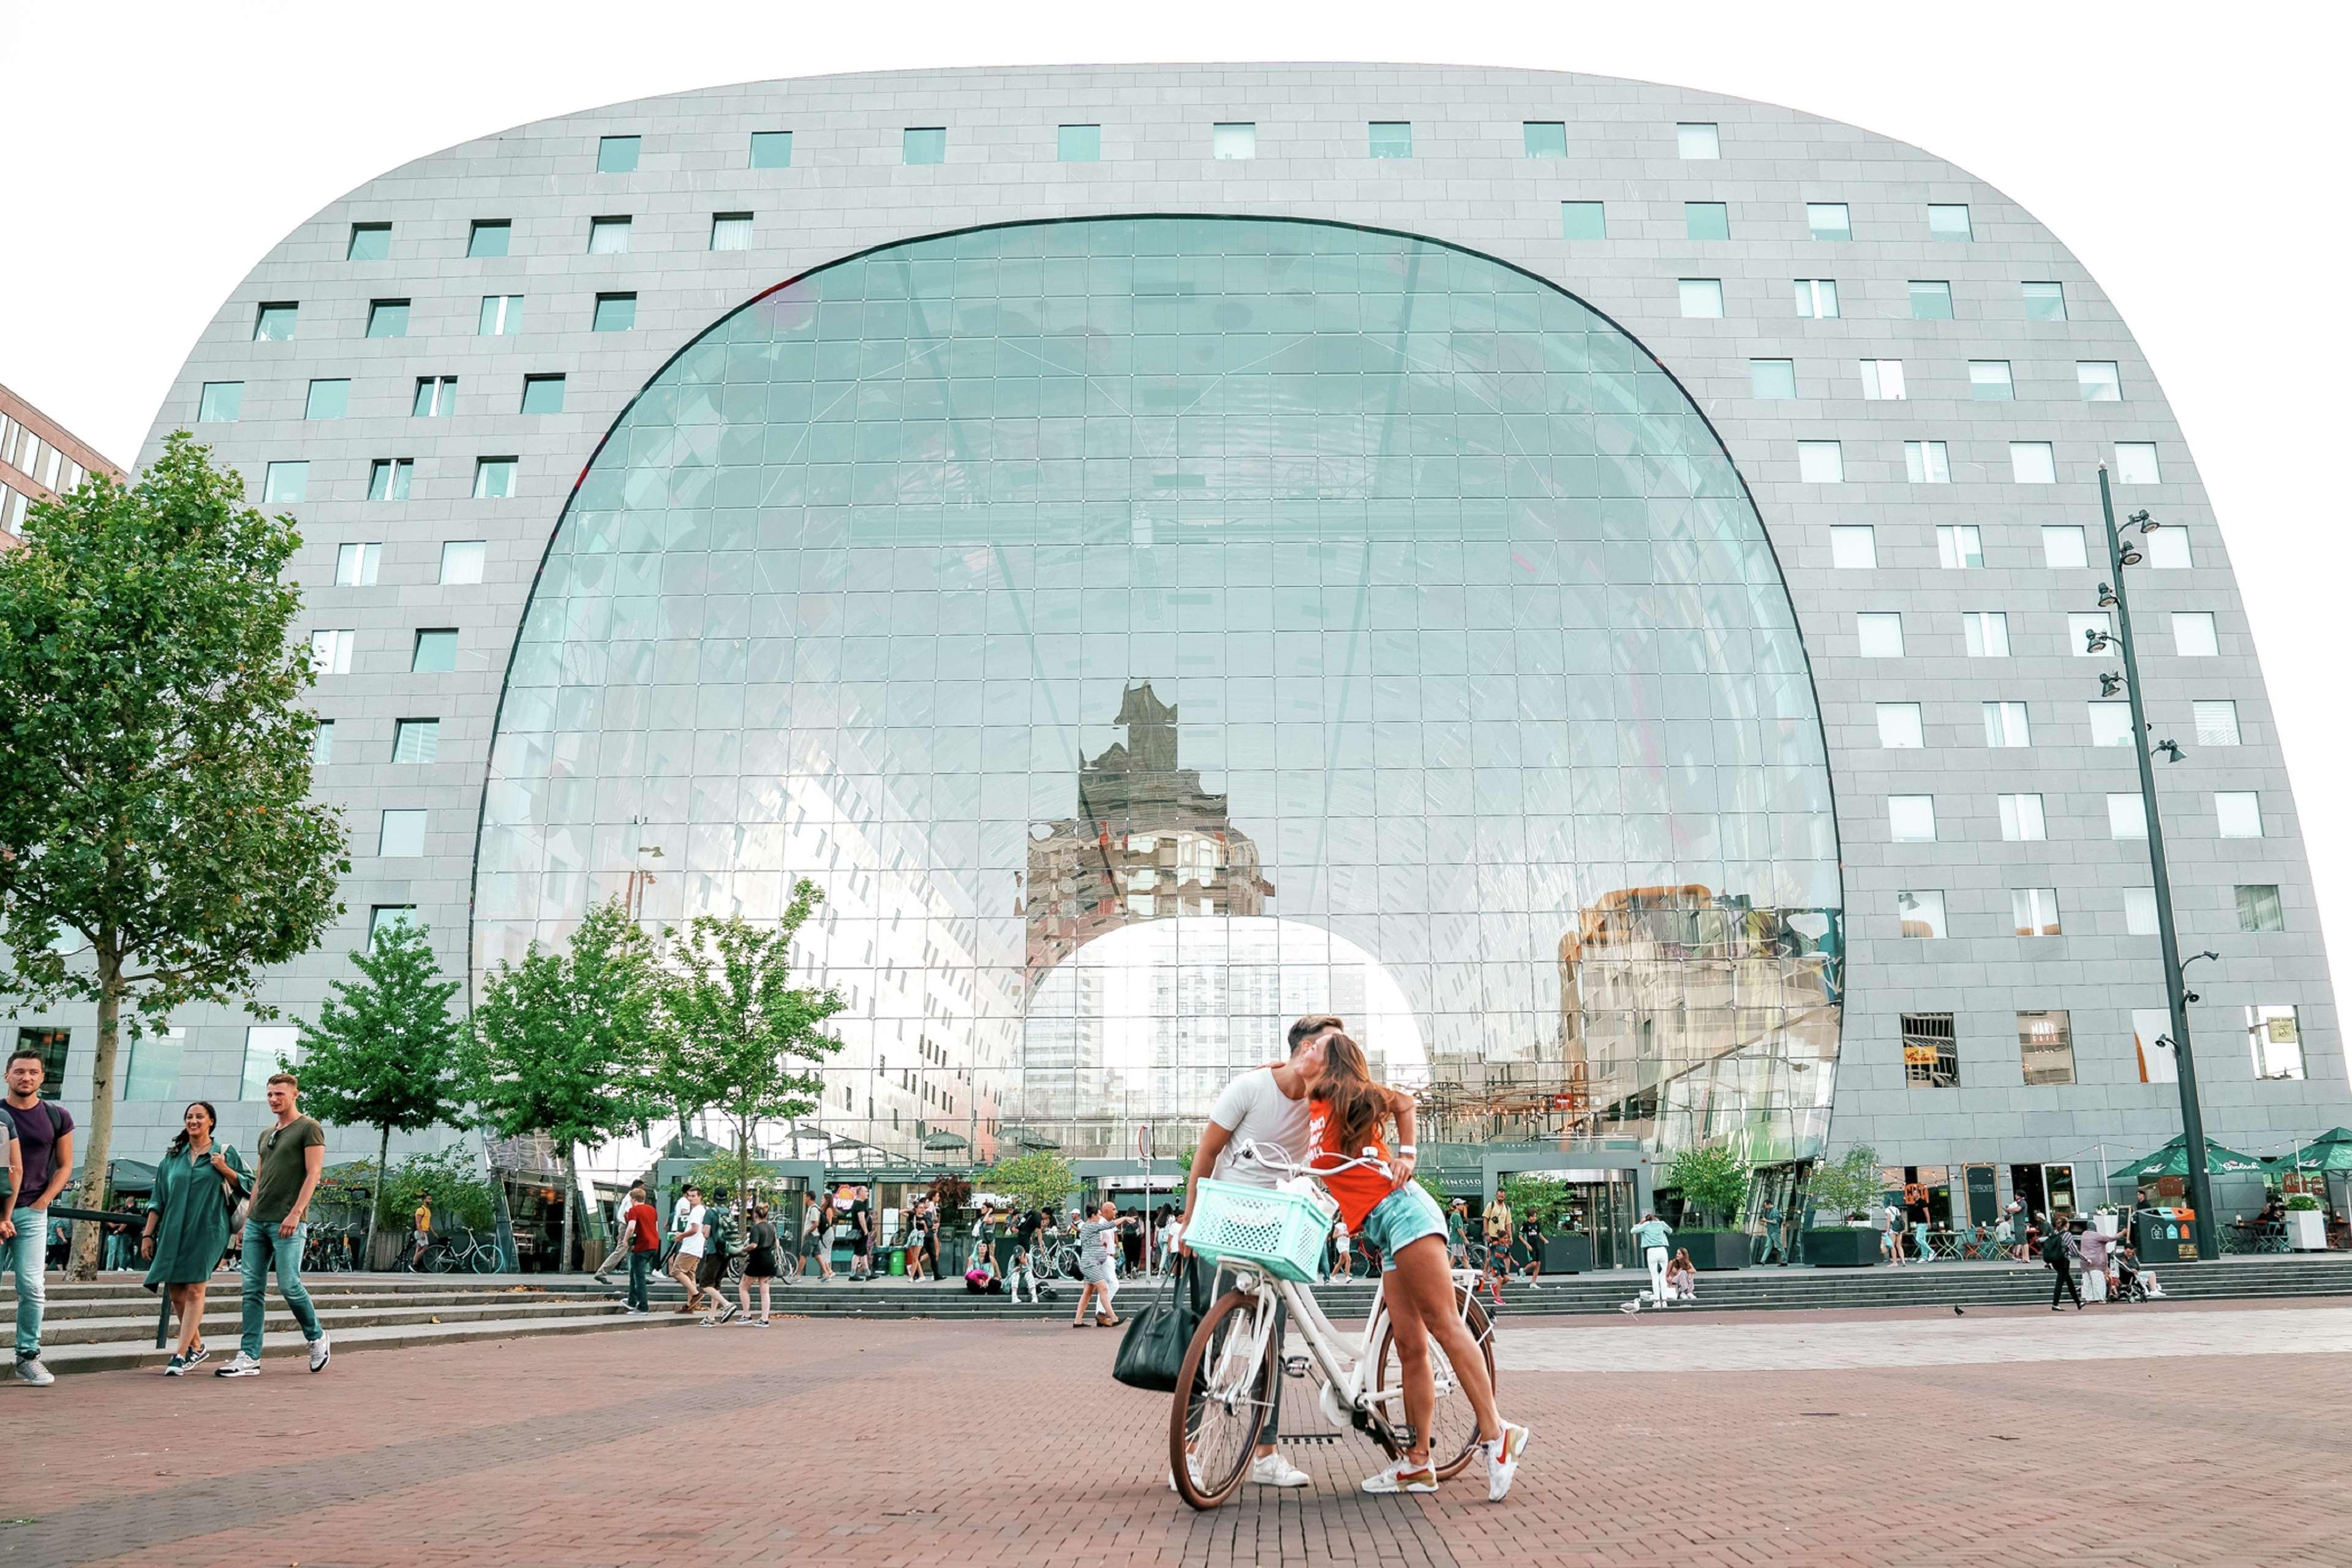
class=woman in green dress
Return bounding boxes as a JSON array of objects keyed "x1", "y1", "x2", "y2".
[{"x1": 139, "y1": 1100, "x2": 249, "y2": 1375}]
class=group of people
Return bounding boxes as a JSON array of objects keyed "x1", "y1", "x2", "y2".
[{"x1": 1, "y1": 1047, "x2": 332, "y2": 1385}]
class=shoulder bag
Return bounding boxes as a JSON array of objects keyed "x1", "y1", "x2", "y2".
[{"x1": 1112, "y1": 1253, "x2": 1208, "y2": 1393}]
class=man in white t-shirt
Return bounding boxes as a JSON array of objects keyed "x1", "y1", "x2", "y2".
[
  {"x1": 1170, "y1": 1012, "x2": 1344, "y2": 1492},
  {"x1": 668, "y1": 1186, "x2": 710, "y2": 1313}
]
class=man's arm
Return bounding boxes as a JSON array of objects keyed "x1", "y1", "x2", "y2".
[
  {"x1": 1179, "y1": 1119, "x2": 1235, "y2": 1227},
  {"x1": 2, "y1": 1134, "x2": 18, "y2": 1239},
  {"x1": 34, "y1": 1129, "x2": 70, "y2": 1207},
  {"x1": 279, "y1": 1141, "x2": 325, "y2": 1238}
]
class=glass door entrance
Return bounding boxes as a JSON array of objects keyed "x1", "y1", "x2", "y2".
[{"x1": 1517, "y1": 1168, "x2": 1642, "y2": 1271}]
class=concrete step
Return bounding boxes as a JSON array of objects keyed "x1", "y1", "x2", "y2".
[
  {"x1": 36, "y1": 1310, "x2": 699, "y2": 1376},
  {"x1": 43, "y1": 1296, "x2": 634, "y2": 1348}
]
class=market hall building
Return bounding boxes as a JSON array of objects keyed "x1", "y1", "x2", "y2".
[{"x1": 17, "y1": 64, "x2": 2348, "y2": 1247}]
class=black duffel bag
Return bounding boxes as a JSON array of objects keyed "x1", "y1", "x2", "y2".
[{"x1": 1112, "y1": 1254, "x2": 1210, "y2": 1392}]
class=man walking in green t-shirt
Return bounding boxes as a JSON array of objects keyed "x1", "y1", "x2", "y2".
[{"x1": 216, "y1": 1072, "x2": 330, "y2": 1377}]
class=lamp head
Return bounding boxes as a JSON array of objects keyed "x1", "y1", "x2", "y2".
[
  {"x1": 2117, "y1": 543, "x2": 2144, "y2": 567},
  {"x1": 2099, "y1": 672, "x2": 2125, "y2": 697},
  {"x1": 2097, "y1": 582, "x2": 2119, "y2": 608},
  {"x1": 2129, "y1": 510, "x2": 2158, "y2": 534}
]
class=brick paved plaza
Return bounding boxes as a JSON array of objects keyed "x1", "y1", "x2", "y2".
[{"x1": 7, "y1": 1298, "x2": 2349, "y2": 1568}]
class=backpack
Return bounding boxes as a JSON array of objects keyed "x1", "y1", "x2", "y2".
[
  {"x1": 704, "y1": 1207, "x2": 736, "y2": 1255},
  {"x1": 2040, "y1": 1231, "x2": 2068, "y2": 1265}
]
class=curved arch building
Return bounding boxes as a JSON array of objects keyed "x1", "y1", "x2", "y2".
[{"x1": 53, "y1": 64, "x2": 2342, "y2": 1228}]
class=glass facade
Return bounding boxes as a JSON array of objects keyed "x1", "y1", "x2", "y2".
[{"x1": 478, "y1": 215, "x2": 1844, "y2": 1169}]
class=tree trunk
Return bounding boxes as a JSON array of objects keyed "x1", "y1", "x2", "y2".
[
  {"x1": 66, "y1": 956, "x2": 125, "y2": 1281},
  {"x1": 364, "y1": 1123, "x2": 390, "y2": 1272},
  {"x1": 560, "y1": 1146, "x2": 579, "y2": 1273}
]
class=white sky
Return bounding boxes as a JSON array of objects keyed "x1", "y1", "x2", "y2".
[{"x1": 6, "y1": 1, "x2": 2350, "y2": 1026}]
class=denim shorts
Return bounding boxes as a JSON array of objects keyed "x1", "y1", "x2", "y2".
[{"x1": 1357, "y1": 1183, "x2": 1447, "y2": 1272}]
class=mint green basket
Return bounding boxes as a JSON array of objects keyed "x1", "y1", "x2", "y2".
[{"x1": 1185, "y1": 1178, "x2": 1336, "y2": 1283}]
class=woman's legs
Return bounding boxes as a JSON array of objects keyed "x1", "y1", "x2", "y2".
[
  {"x1": 1384, "y1": 1237, "x2": 1505, "y2": 1463},
  {"x1": 758, "y1": 1278, "x2": 772, "y2": 1317},
  {"x1": 1072, "y1": 1281, "x2": 1096, "y2": 1323},
  {"x1": 170, "y1": 1283, "x2": 205, "y2": 1358}
]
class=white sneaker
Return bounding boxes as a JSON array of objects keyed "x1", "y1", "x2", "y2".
[
  {"x1": 1360, "y1": 1458, "x2": 1439, "y2": 1494},
  {"x1": 11, "y1": 1356, "x2": 54, "y2": 1387},
  {"x1": 1485, "y1": 1422, "x2": 1531, "y2": 1502},
  {"x1": 309, "y1": 1334, "x2": 332, "y2": 1373},
  {"x1": 1250, "y1": 1452, "x2": 1310, "y2": 1488},
  {"x1": 1167, "y1": 1453, "x2": 1205, "y2": 1493},
  {"x1": 214, "y1": 1352, "x2": 263, "y2": 1378}
]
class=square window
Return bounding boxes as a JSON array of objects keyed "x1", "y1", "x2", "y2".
[
  {"x1": 473, "y1": 457, "x2": 518, "y2": 499},
  {"x1": 366, "y1": 299, "x2": 410, "y2": 337},
  {"x1": 588, "y1": 216, "x2": 631, "y2": 254},
  {"x1": 2018, "y1": 1011, "x2": 2076, "y2": 1086},
  {"x1": 2022, "y1": 281, "x2": 2067, "y2": 321},
  {"x1": 1898, "y1": 890, "x2": 1947, "y2": 938},
  {"x1": 1904, "y1": 440, "x2": 1951, "y2": 483},
  {"x1": 198, "y1": 382, "x2": 243, "y2": 422},
  {"x1": 412, "y1": 628, "x2": 459, "y2": 673},
  {"x1": 1889, "y1": 795, "x2": 1936, "y2": 842},
  {"x1": 1981, "y1": 700, "x2": 2030, "y2": 747},
  {"x1": 2237, "y1": 884, "x2": 2285, "y2": 933},
  {"x1": 1937, "y1": 524, "x2": 1983, "y2": 568},
  {"x1": 1806, "y1": 202, "x2": 1850, "y2": 241},
  {"x1": 2070, "y1": 610, "x2": 2113, "y2": 656},
  {"x1": 1969, "y1": 360, "x2": 2015, "y2": 400},
  {"x1": 368, "y1": 907, "x2": 416, "y2": 941},
  {"x1": 1876, "y1": 702, "x2": 1924, "y2": 748},
  {"x1": 1793, "y1": 279, "x2": 1839, "y2": 318},
  {"x1": 2115, "y1": 443, "x2": 2162, "y2": 484},
  {"x1": 2173, "y1": 611, "x2": 2218, "y2": 657},
  {"x1": 311, "y1": 720, "x2": 334, "y2": 767},
  {"x1": 439, "y1": 540, "x2": 487, "y2": 584},
  {"x1": 2011, "y1": 888, "x2": 2062, "y2": 937},
  {"x1": 1928, "y1": 203, "x2": 1973, "y2": 241},
  {"x1": 1367, "y1": 121, "x2": 1411, "y2": 159},
  {"x1": 347, "y1": 222, "x2": 390, "y2": 260},
  {"x1": 1684, "y1": 202, "x2": 1730, "y2": 240},
  {"x1": 710, "y1": 213, "x2": 753, "y2": 251},
  {"x1": 1798, "y1": 440, "x2": 1844, "y2": 483},
  {"x1": 367, "y1": 458, "x2": 412, "y2": 501},
  {"x1": 1902, "y1": 1012, "x2": 1960, "y2": 1087},
  {"x1": 1749, "y1": 358, "x2": 1796, "y2": 399},
  {"x1": 2193, "y1": 699, "x2": 2241, "y2": 746},
  {"x1": 1998, "y1": 793, "x2": 2047, "y2": 842},
  {"x1": 1858, "y1": 358, "x2": 1905, "y2": 399},
  {"x1": 307, "y1": 628, "x2": 354, "y2": 674},
  {"x1": 413, "y1": 377, "x2": 457, "y2": 416},
  {"x1": 2010, "y1": 442, "x2": 2056, "y2": 484},
  {"x1": 1675, "y1": 122, "x2": 1719, "y2": 159},
  {"x1": 1962, "y1": 611, "x2": 2009, "y2": 657},
  {"x1": 262, "y1": 461, "x2": 308, "y2": 503},
  {"x1": 378, "y1": 809, "x2": 428, "y2": 858},
  {"x1": 1909, "y1": 280, "x2": 1954, "y2": 320},
  {"x1": 1560, "y1": 200, "x2": 1606, "y2": 240},
  {"x1": 749, "y1": 130, "x2": 793, "y2": 168},
  {"x1": 597, "y1": 134, "x2": 641, "y2": 173},
  {"x1": 478, "y1": 294, "x2": 524, "y2": 334},
  {"x1": 1211, "y1": 123, "x2": 1254, "y2": 160},
  {"x1": 594, "y1": 293, "x2": 636, "y2": 331},
  {"x1": 392, "y1": 719, "x2": 440, "y2": 764},
  {"x1": 304, "y1": 379, "x2": 349, "y2": 420},
  {"x1": 2124, "y1": 888, "x2": 2160, "y2": 937},
  {"x1": 1856, "y1": 611, "x2": 1903, "y2": 657},
  {"x1": 2148, "y1": 527, "x2": 2192, "y2": 569},
  {"x1": 243, "y1": 1024, "x2": 301, "y2": 1101},
  {"x1": 1523, "y1": 121, "x2": 1567, "y2": 158},
  {"x1": 2089, "y1": 703, "x2": 2135, "y2": 746},
  {"x1": 520, "y1": 374, "x2": 566, "y2": 414},
  {"x1": 2108, "y1": 793, "x2": 2149, "y2": 839},
  {"x1": 467, "y1": 219, "x2": 511, "y2": 258},
  {"x1": 2041, "y1": 525, "x2": 2088, "y2": 570},
  {"x1": 1678, "y1": 278, "x2": 1724, "y2": 318},
  {"x1": 2248, "y1": 1005, "x2": 2304, "y2": 1080},
  {"x1": 2078, "y1": 361, "x2": 2122, "y2": 401},
  {"x1": 1049, "y1": 123, "x2": 1100, "y2": 162},
  {"x1": 254, "y1": 302, "x2": 297, "y2": 341},
  {"x1": 334, "y1": 541, "x2": 381, "y2": 587},
  {"x1": 1830, "y1": 525, "x2": 1875, "y2": 568}
]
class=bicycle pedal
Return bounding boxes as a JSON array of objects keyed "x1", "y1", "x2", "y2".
[{"x1": 1282, "y1": 1354, "x2": 1313, "y2": 1379}]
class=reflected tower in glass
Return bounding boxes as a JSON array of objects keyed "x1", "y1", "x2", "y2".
[{"x1": 477, "y1": 216, "x2": 1843, "y2": 1166}]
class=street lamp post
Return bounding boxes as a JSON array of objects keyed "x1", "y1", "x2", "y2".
[{"x1": 2094, "y1": 465, "x2": 2218, "y2": 1260}]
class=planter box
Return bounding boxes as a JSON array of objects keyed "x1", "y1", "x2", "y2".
[
  {"x1": 2290, "y1": 1209, "x2": 2328, "y2": 1251},
  {"x1": 1539, "y1": 1234, "x2": 1594, "y2": 1274},
  {"x1": 1675, "y1": 1230, "x2": 1751, "y2": 1272},
  {"x1": 2094, "y1": 1212, "x2": 2121, "y2": 1237},
  {"x1": 1802, "y1": 1226, "x2": 1882, "y2": 1268}
]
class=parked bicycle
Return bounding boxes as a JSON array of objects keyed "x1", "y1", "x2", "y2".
[{"x1": 405, "y1": 1227, "x2": 502, "y2": 1274}]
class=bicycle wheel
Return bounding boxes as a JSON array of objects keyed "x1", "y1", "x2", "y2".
[
  {"x1": 1370, "y1": 1281, "x2": 1497, "y2": 1482},
  {"x1": 471, "y1": 1243, "x2": 502, "y2": 1274},
  {"x1": 1170, "y1": 1287, "x2": 1280, "y2": 1511}
]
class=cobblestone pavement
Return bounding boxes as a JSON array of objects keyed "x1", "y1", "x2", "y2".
[{"x1": 6, "y1": 1297, "x2": 2347, "y2": 1568}]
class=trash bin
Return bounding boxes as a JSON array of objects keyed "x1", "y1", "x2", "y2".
[
  {"x1": 2133, "y1": 1207, "x2": 2198, "y2": 1264},
  {"x1": 888, "y1": 1245, "x2": 907, "y2": 1276}
]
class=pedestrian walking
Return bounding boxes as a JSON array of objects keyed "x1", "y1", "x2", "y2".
[
  {"x1": 140, "y1": 1101, "x2": 249, "y2": 1374},
  {"x1": 1632, "y1": 1211, "x2": 1674, "y2": 1308},
  {"x1": 1071, "y1": 1198, "x2": 1122, "y2": 1327},
  {"x1": 620, "y1": 1181, "x2": 659, "y2": 1314},
  {"x1": 2078, "y1": 1219, "x2": 2113, "y2": 1303},
  {"x1": 847, "y1": 1185, "x2": 874, "y2": 1280},
  {"x1": 667, "y1": 1185, "x2": 707, "y2": 1313},
  {"x1": 903, "y1": 1206, "x2": 929, "y2": 1283},
  {"x1": 1754, "y1": 1201, "x2": 1785, "y2": 1265},
  {"x1": 698, "y1": 1188, "x2": 739, "y2": 1324},
  {"x1": 4, "y1": 1044, "x2": 73, "y2": 1385},
  {"x1": 2043, "y1": 1222, "x2": 2084, "y2": 1310},
  {"x1": 216, "y1": 1072, "x2": 330, "y2": 1378},
  {"x1": 1446, "y1": 1198, "x2": 1470, "y2": 1267},
  {"x1": 1879, "y1": 1200, "x2": 1904, "y2": 1267},
  {"x1": 737, "y1": 1203, "x2": 778, "y2": 1324},
  {"x1": 921, "y1": 1196, "x2": 941, "y2": 1281},
  {"x1": 1479, "y1": 1189, "x2": 1513, "y2": 1304},
  {"x1": 799, "y1": 1196, "x2": 834, "y2": 1281},
  {"x1": 590, "y1": 1193, "x2": 633, "y2": 1284}
]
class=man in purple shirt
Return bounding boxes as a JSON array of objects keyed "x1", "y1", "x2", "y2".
[{"x1": 4, "y1": 1046, "x2": 75, "y2": 1386}]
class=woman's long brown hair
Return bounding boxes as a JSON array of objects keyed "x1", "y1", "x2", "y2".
[{"x1": 1310, "y1": 1033, "x2": 1390, "y2": 1161}]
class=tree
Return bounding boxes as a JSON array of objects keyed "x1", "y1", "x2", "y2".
[
  {"x1": 0, "y1": 434, "x2": 347, "y2": 1278},
  {"x1": 1804, "y1": 1144, "x2": 1884, "y2": 1223},
  {"x1": 468, "y1": 897, "x2": 664, "y2": 1272},
  {"x1": 1501, "y1": 1174, "x2": 1572, "y2": 1232},
  {"x1": 989, "y1": 1150, "x2": 1079, "y2": 1217},
  {"x1": 653, "y1": 882, "x2": 843, "y2": 1195},
  {"x1": 291, "y1": 921, "x2": 468, "y2": 1268},
  {"x1": 1664, "y1": 1144, "x2": 1754, "y2": 1231}
]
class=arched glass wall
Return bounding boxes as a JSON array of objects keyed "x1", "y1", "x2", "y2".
[{"x1": 477, "y1": 216, "x2": 1843, "y2": 1166}]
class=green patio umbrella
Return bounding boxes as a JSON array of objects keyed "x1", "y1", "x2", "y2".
[
  {"x1": 2266, "y1": 1130, "x2": 2352, "y2": 1174},
  {"x1": 2111, "y1": 1134, "x2": 2269, "y2": 1182}
]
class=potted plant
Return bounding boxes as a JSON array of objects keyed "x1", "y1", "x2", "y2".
[
  {"x1": 1662, "y1": 1145, "x2": 1753, "y2": 1270},
  {"x1": 1799, "y1": 1145, "x2": 1884, "y2": 1267},
  {"x1": 1498, "y1": 1175, "x2": 1590, "y2": 1273},
  {"x1": 2286, "y1": 1193, "x2": 2327, "y2": 1251}
]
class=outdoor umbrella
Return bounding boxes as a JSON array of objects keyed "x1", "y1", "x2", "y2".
[
  {"x1": 2265, "y1": 1130, "x2": 2352, "y2": 1174},
  {"x1": 105, "y1": 1158, "x2": 158, "y2": 1195},
  {"x1": 2110, "y1": 1134, "x2": 2269, "y2": 1181},
  {"x1": 922, "y1": 1131, "x2": 971, "y2": 1152}
]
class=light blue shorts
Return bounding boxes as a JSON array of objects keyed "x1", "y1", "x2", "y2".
[{"x1": 1358, "y1": 1183, "x2": 1447, "y2": 1272}]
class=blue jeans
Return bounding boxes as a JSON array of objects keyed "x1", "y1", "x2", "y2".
[
  {"x1": 239, "y1": 1218, "x2": 323, "y2": 1358},
  {"x1": 627, "y1": 1248, "x2": 654, "y2": 1312},
  {"x1": 5, "y1": 1208, "x2": 44, "y2": 1359}
]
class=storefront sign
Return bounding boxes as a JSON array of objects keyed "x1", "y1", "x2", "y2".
[{"x1": 1966, "y1": 1164, "x2": 1998, "y2": 1224}]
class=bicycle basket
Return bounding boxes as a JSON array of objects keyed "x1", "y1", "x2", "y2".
[{"x1": 1185, "y1": 1178, "x2": 1335, "y2": 1283}]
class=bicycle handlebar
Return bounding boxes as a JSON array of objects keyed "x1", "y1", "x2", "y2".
[{"x1": 1236, "y1": 1139, "x2": 1392, "y2": 1182}]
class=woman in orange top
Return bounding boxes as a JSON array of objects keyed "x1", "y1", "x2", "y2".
[{"x1": 1303, "y1": 1033, "x2": 1531, "y2": 1502}]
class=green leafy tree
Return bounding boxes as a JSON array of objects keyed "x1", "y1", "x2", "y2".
[
  {"x1": 1501, "y1": 1174, "x2": 1572, "y2": 1232},
  {"x1": 377, "y1": 1145, "x2": 498, "y2": 1232},
  {"x1": 1803, "y1": 1144, "x2": 1884, "y2": 1223},
  {"x1": 654, "y1": 881, "x2": 843, "y2": 1191},
  {"x1": 989, "y1": 1150, "x2": 1079, "y2": 1218},
  {"x1": 292, "y1": 921, "x2": 469, "y2": 1267},
  {"x1": 0, "y1": 434, "x2": 347, "y2": 1278},
  {"x1": 468, "y1": 897, "x2": 664, "y2": 1272},
  {"x1": 1664, "y1": 1144, "x2": 1754, "y2": 1230}
]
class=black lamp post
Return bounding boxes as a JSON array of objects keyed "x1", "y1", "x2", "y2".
[{"x1": 2090, "y1": 465, "x2": 2218, "y2": 1260}]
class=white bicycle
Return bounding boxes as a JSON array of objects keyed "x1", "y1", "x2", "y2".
[{"x1": 1170, "y1": 1140, "x2": 1498, "y2": 1510}]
